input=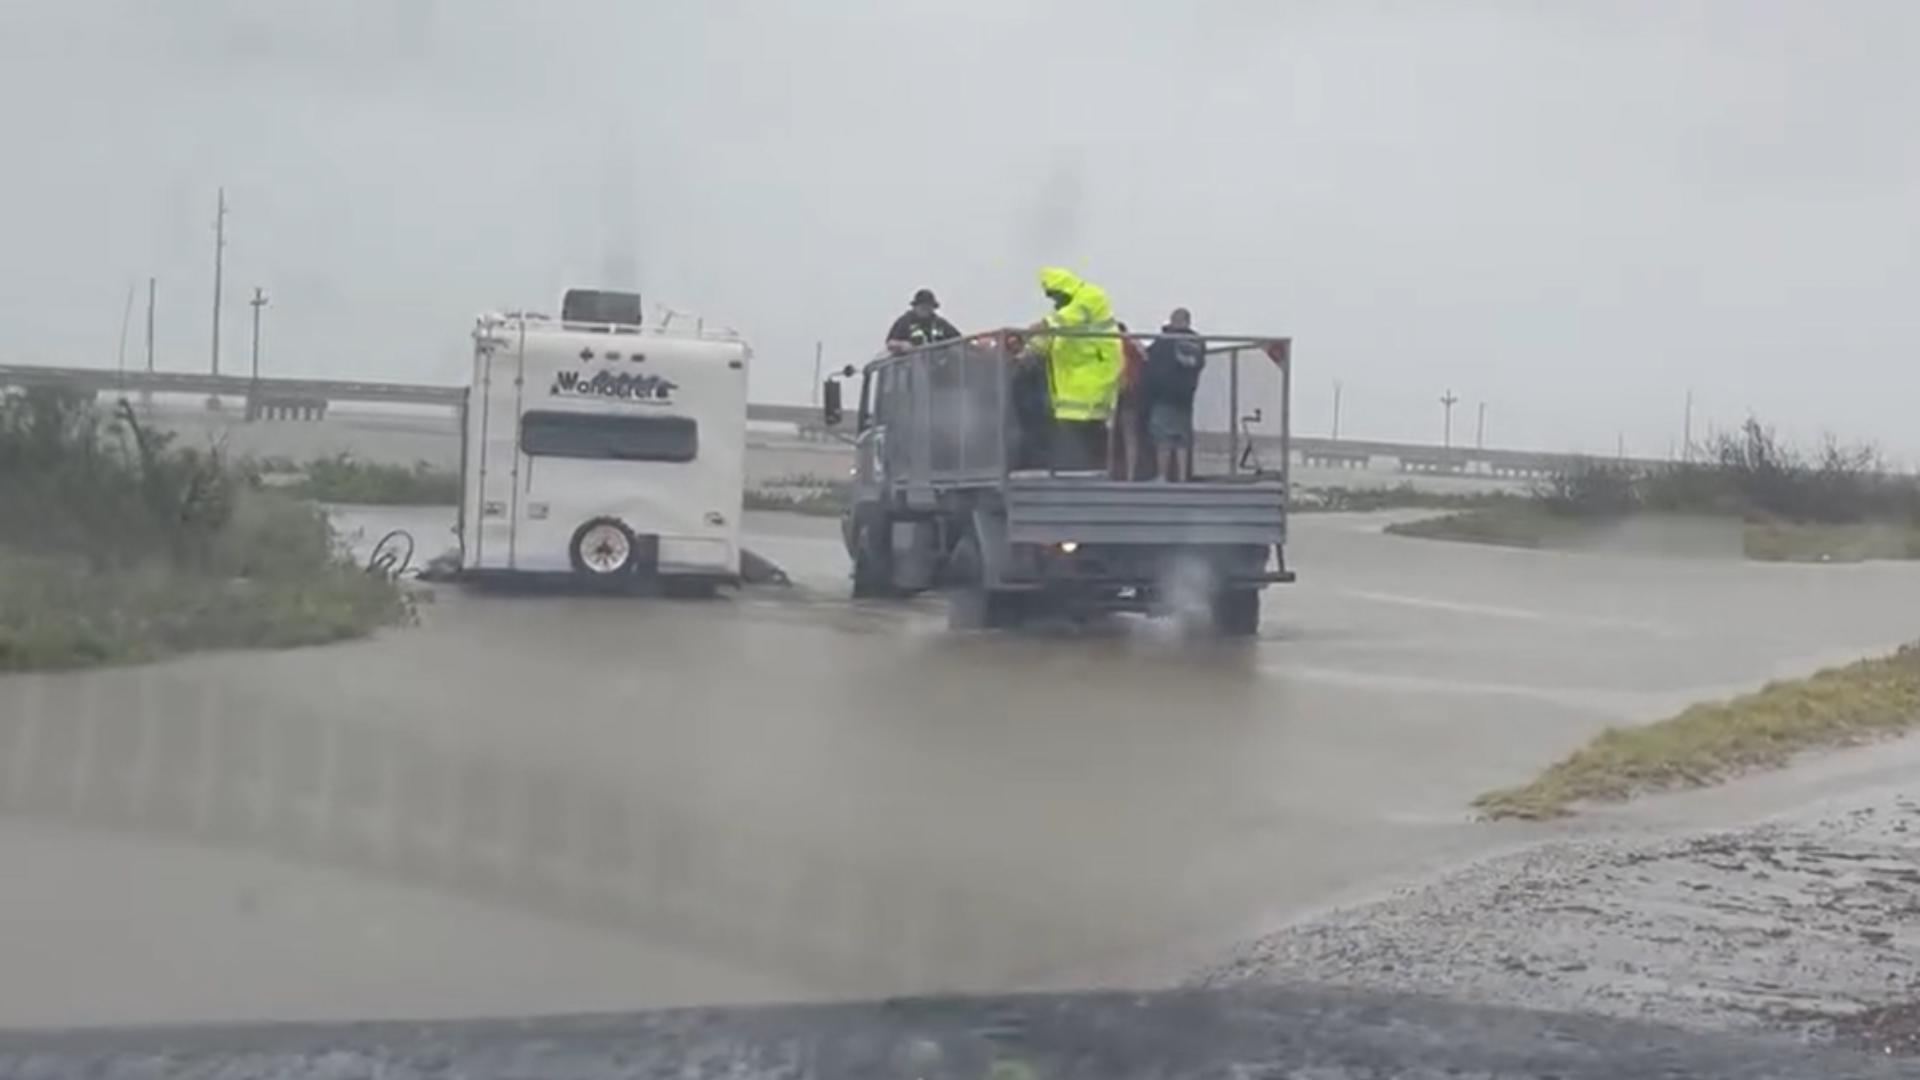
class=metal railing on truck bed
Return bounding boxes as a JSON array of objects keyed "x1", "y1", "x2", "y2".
[{"x1": 866, "y1": 329, "x2": 1293, "y2": 498}]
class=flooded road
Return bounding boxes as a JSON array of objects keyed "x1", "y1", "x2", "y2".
[{"x1": 3, "y1": 509, "x2": 1919, "y2": 1027}]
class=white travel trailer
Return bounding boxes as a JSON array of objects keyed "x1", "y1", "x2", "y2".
[{"x1": 458, "y1": 290, "x2": 750, "y2": 587}]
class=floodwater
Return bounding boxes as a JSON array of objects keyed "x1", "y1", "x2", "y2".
[{"x1": 2, "y1": 508, "x2": 1920, "y2": 1027}]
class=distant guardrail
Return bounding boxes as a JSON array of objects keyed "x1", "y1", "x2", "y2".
[
  {"x1": 0, "y1": 363, "x2": 1665, "y2": 474},
  {"x1": 0, "y1": 363, "x2": 463, "y2": 407}
]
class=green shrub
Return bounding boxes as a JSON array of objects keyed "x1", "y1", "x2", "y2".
[
  {"x1": 1534, "y1": 462, "x2": 1639, "y2": 518},
  {"x1": 0, "y1": 390, "x2": 409, "y2": 670},
  {"x1": 1531, "y1": 418, "x2": 1919, "y2": 527}
]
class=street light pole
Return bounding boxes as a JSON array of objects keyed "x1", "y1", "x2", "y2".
[
  {"x1": 248, "y1": 287, "x2": 268, "y2": 418},
  {"x1": 249, "y1": 286, "x2": 269, "y2": 377},
  {"x1": 1475, "y1": 401, "x2": 1486, "y2": 450},
  {"x1": 210, "y1": 188, "x2": 226, "y2": 378},
  {"x1": 1439, "y1": 389, "x2": 1459, "y2": 450}
]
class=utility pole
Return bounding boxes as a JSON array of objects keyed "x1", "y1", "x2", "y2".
[
  {"x1": 144, "y1": 278, "x2": 156, "y2": 374},
  {"x1": 1331, "y1": 379, "x2": 1343, "y2": 441},
  {"x1": 811, "y1": 340, "x2": 824, "y2": 406},
  {"x1": 143, "y1": 277, "x2": 156, "y2": 406},
  {"x1": 1682, "y1": 387, "x2": 1694, "y2": 463},
  {"x1": 116, "y1": 281, "x2": 135, "y2": 381},
  {"x1": 249, "y1": 286, "x2": 269, "y2": 386},
  {"x1": 1439, "y1": 388, "x2": 1459, "y2": 449},
  {"x1": 1617, "y1": 430, "x2": 1626, "y2": 460},
  {"x1": 210, "y1": 187, "x2": 227, "y2": 384}
]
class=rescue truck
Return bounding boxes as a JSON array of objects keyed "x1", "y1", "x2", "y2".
[{"x1": 821, "y1": 328, "x2": 1294, "y2": 634}]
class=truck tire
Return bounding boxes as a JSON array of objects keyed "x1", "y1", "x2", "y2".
[
  {"x1": 946, "y1": 534, "x2": 1024, "y2": 630},
  {"x1": 570, "y1": 517, "x2": 636, "y2": 577},
  {"x1": 849, "y1": 506, "x2": 894, "y2": 599},
  {"x1": 1210, "y1": 588, "x2": 1261, "y2": 637}
]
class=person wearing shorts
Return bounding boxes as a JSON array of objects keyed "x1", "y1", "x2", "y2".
[
  {"x1": 1142, "y1": 308, "x2": 1205, "y2": 482},
  {"x1": 1109, "y1": 322, "x2": 1150, "y2": 479}
]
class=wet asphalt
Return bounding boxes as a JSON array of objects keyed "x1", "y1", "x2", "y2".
[{"x1": 2, "y1": 505, "x2": 1920, "y2": 1028}]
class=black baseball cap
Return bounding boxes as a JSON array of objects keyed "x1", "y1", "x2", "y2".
[{"x1": 911, "y1": 288, "x2": 939, "y2": 308}]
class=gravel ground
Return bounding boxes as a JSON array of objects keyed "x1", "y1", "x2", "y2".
[
  {"x1": 1, "y1": 986, "x2": 1910, "y2": 1079},
  {"x1": 1195, "y1": 785, "x2": 1920, "y2": 1057}
]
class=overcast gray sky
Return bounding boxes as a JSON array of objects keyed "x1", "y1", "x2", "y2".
[{"x1": 3, "y1": 1, "x2": 1916, "y2": 457}]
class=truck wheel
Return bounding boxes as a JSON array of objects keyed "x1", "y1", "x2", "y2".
[
  {"x1": 570, "y1": 517, "x2": 635, "y2": 577},
  {"x1": 949, "y1": 586, "x2": 1027, "y2": 631},
  {"x1": 1210, "y1": 588, "x2": 1261, "y2": 637},
  {"x1": 850, "y1": 513, "x2": 894, "y2": 598},
  {"x1": 946, "y1": 534, "x2": 1023, "y2": 630}
]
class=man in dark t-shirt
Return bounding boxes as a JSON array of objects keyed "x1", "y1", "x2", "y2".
[
  {"x1": 1142, "y1": 307, "x2": 1205, "y2": 481},
  {"x1": 885, "y1": 288, "x2": 960, "y2": 353}
]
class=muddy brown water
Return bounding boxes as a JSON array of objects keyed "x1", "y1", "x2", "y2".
[{"x1": 3, "y1": 508, "x2": 1920, "y2": 1027}]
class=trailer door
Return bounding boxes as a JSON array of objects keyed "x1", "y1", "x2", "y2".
[{"x1": 470, "y1": 328, "x2": 526, "y2": 569}]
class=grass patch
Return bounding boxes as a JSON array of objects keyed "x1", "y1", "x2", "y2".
[
  {"x1": 1387, "y1": 418, "x2": 1920, "y2": 563},
  {"x1": 0, "y1": 389, "x2": 410, "y2": 671},
  {"x1": 1383, "y1": 504, "x2": 1577, "y2": 548},
  {"x1": 276, "y1": 453, "x2": 460, "y2": 505},
  {"x1": 743, "y1": 488, "x2": 844, "y2": 516},
  {"x1": 1474, "y1": 645, "x2": 1920, "y2": 819},
  {"x1": 744, "y1": 473, "x2": 851, "y2": 517},
  {"x1": 1742, "y1": 520, "x2": 1920, "y2": 563},
  {"x1": 1293, "y1": 483, "x2": 1517, "y2": 514},
  {"x1": 1390, "y1": 505, "x2": 1920, "y2": 563},
  {"x1": 0, "y1": 545, "x2": 408, "y2": 671}
]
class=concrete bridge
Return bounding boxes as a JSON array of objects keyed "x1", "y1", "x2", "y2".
[{"x1": 0, "y1": 363, "x2": 1660, "y2": 478}]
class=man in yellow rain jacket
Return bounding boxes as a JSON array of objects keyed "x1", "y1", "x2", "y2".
[
  {"x1": 1020, "y1": 267, "x2": 1122, "y2": 470},
  {"x1": 1031, "y1": 267, "x2": 1122, "y2": 421}
]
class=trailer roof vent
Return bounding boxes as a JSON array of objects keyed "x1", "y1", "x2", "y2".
[{"x1": 562, "y1": 289, "x2": 642, "y2": 328}]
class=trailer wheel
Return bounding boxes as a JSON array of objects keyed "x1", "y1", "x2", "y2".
[
  {"x1": 946, "y1": 534, "x2": 1024, "y2": 631},
  {"x1": 569, "y1": 517, "x2": 636, "y2": 577},
  {"x1": 1210, "y1": 588, "x2": 1261, "y2": 638}
]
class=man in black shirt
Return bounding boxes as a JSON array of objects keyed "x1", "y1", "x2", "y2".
[
  {"x1": 1142, "y1": 307, "x2": 1206, "y2": 481},
  {"x1": 885, "y1": 288, "x2": 960, "y2": 353}
]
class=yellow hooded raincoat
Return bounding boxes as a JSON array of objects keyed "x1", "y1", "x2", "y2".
[{"x1": 1033, "y1": 267, "x2": 1122, "y2": 422}]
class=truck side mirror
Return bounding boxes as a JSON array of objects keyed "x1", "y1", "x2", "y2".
[{"x1": 823, "y1": 379, "x2": 843, "y2": 427}]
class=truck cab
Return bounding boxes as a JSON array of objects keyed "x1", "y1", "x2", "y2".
[{"x1": 823, "y1": 329, "x2": 1294, "y2": 634}]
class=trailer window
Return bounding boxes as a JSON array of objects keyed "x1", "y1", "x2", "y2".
[{"x1": 520, "y1": 411, "x2": 698, "y2": 462}]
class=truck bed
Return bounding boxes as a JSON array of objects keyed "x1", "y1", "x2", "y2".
[{"x1": 1004, "y1": 476, "x2": 1287, "y2": 546}]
